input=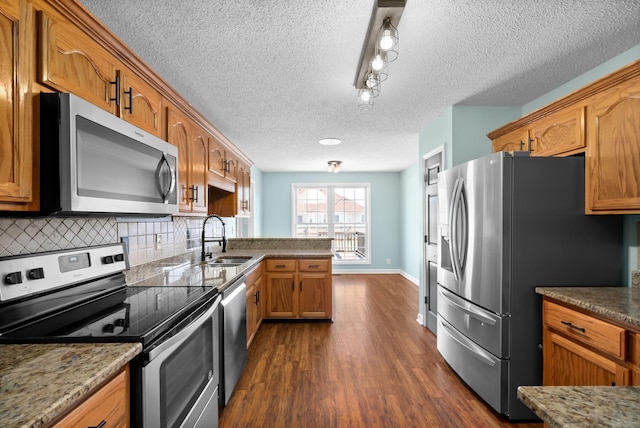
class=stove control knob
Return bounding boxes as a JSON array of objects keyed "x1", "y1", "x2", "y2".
[
  {"x1": 102, "y1": 256, "x2": 114, "y2": 264},
  {"x1": 103, "y1": 324, "x2": 115, "y2": 333},
  {"x1": 4, "y1": 272, "x2": 22, "y2": 285},
  {"x1": 114, "y1": 253, "x2": 125, "y2": 262},
  {"x1": 27, "y1": 268, "x2": 45, "y2": 280}
]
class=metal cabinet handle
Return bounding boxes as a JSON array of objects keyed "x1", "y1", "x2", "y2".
[
  {"x1": 275, "y1": 264, "x2": 286, "y2": 268},
  {"x1": 189, "y1": 185, "x2": 199, "y2": 202},
  {"x1": 124, "y1": 87, "x2": 133, "y2": 113},
  {"x1": 308, "y1": 264, "x2": 319, "y2": 268},
  {"x1": 110, "y1": 76, "x2": 120, "y2": 106},
  {"x1": 89, "y1": 421, "x2": 107, "y2": 428},
  {"x1": 560, "y1": 320, "x2": 586, "y2": 333}
]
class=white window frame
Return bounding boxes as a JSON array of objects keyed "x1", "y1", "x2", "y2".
[{"x1": 291, "y1": 183, "x2": 371, "y2": 264}]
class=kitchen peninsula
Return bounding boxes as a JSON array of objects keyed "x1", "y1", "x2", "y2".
[{"x1": 517, "y1": 286, "x2": 640, "y2": 427}]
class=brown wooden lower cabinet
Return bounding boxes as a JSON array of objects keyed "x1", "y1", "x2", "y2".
[
  {"x1": 543, "y1": 298, "x2": 637, "y2": 387},
  {"x1": 51, "y1": 365, "x2": 130, "y2": 427},
  {"x1": 246, "y1": 262, "x2": 263, "y2": 347},
  {"x1": 264, "y1": 258, "x2": 332, "y2": 320}
]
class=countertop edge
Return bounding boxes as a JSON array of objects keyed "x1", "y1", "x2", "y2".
[
  {"x1": 535, "y1": 286, "x2": 640, "y2": 329},
  {"x1": 0, "y1": 342, "x2": 142, "y2": 428}
]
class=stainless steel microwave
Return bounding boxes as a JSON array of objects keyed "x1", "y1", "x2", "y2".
[{"x1": 40, "y1": 93, "x2": 178, "y2": 216}]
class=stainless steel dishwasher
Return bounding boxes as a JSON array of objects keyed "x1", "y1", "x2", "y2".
[{"x1": 219, "y1": 275, "x2": 248, "y2": 407}]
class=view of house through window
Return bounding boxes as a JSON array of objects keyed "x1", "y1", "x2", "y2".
[{"x1": 293, "y1": 184, "x2": 370, "y2": 263}]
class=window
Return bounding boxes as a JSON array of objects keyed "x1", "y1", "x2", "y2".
[{"x1": 292, "y1": 184, "x2": 370, "y2": 263}]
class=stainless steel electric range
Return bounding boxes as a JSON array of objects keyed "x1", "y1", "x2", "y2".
[{"x1": 0, "y1": 243, "x2": 221, "y2": 428}]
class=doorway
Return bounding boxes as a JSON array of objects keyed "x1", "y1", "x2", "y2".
[{"x1": 423, "y1": 146, "x2": 443, "y2": 334}]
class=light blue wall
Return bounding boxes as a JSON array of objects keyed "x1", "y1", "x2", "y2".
[
  {"x1": 400, "y1": 163, "x2": 420, "y2": 282},
  {"x1": 261, "y1": 172, "x2": 402, "y2": 271}
]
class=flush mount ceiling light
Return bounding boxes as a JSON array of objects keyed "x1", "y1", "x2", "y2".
[
  {"x1": 327, "y1": 160, "x2": 342, "y2": 173},
  {"x1": 354, "y1": 0, "x2": 405, "y2": 110},
  {"x1": 318, "y1": 138, "x2": 342, "y2": 146}
]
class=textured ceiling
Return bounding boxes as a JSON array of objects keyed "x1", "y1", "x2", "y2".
[{"x1": 78, "y1": 0, "x2": 640, "y2": 172}]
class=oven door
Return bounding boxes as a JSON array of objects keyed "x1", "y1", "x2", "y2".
[{"x1": 142, "y1": 294, "x2": 220, "y2": 428}]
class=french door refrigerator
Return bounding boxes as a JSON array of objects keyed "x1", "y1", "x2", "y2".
[{"x1": 436, "y1": 151, "x2": 621, "y2": 420}]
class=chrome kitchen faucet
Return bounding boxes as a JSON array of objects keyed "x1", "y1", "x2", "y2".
[{"x1": 201, "y1": 214, "x2": 227, "y2": 261}]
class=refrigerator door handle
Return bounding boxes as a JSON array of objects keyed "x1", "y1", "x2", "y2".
[
  {"x1": 448, "y1": 178, "x2": 462, "y2": 280},
  {"x1": 439, "y1": 319, "x2": 497, "y2": 367},
  {"x1": 457, "y1": 179, "x2": 468, "y2": 275},
  {"x1": 438, "y1": 288, "x2": 496, "y2": 325},
  {"x1": 449, "y1": 177, "x2": 468, "y2": 281}
]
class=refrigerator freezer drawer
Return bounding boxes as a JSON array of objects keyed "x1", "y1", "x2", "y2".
[
  {"x1": 437, "y1": 286, "x2": 510, "y2": 358},
  {"x1": 437, "y1": 317, "x2": 509, "y2": 415}
]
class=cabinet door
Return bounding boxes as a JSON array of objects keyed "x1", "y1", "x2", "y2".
[
  {"x1": 299, "y1": 272, "x2": 330, "y2": 318},
  {"x1": 190, "y1": 128, "x2": 208, "y2": 214},
  {"x1": 529, "y1": 106, "x2": 586, "y2": 156},
  {"x1": 38, "y1": 10, "x2": 117, "y2": 114},
  {"x1": 119, "y1": 70, "x2": 162, "y2": 137},
  {"x1": 0, "y1": 0, "x2": 36, "y2": 209},
  {"x1": 167, "y1": 108, "x2": 192, "y2": 212},
  {"x1": 53, "y1": 366, "x2": 130, "y2": 428},
  {"x1": 207, "y1": 136, "x2": 226, "y2": 179},
  {"x1": 544, "y1": 331, "x2": 629, "y2": 386},
  {"x1": 491, "y1": 128, "x2": 530, "y2": 153},
  {"x1": 266, "y1": 273, "x2": 296, "y2": 318},
  {"x1": 237, "y1": 162, "x2": 251, "y2": 216},
  {"x1": 586, "y1": 76, "x2": 640, "y2": 213}
]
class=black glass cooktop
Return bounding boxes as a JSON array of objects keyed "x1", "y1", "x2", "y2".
[{"x1": 0, "y1": 275, "x2": 218, "y2": 347}]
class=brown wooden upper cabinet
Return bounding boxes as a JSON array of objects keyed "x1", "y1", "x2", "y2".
[
  {"x1": 237, "y1": 161, "x2": 251, "y2": 217},
  {"x1": 38, "y1": 9, "x2": 162, "y2": 137},
  {"x1": 529, "y1": 105, "x2": 585, "y2": 157},
  {"x1": 208, "y1": 136, "x2": 238, "y2": 184},
  {"x1": 586, "y1": 73, "x2": 640, "y2": 213},
  {"x1": 490, "y1": 105, "x2": 585, "y2": 157},
  {"x1": 489, "y1": 59, "x2": 640, "y2": 214},
  {"x1": 167, "y1": 107, "x2": 207, "y2": 214},
  {"x1": 0, "y1": 0, "x2": 37, "y2": 211},
  {"x1": 491, "y1": 128, "x2": 530, "y2": 153}
]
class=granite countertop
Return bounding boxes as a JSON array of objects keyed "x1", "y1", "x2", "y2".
[
  {"x1": 535, "y1": 286, "x2": 640, "y2": 328},
  {"x1": 0, "y1": 342, "x2": 141, "y2": 428},
  {"x1": 518, "y1": 385, "x2": 640, "y2": 428}
]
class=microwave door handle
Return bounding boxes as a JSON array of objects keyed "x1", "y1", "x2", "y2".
[{"x1": 156, "y1": 154, "x2": 176, "y2": 203}]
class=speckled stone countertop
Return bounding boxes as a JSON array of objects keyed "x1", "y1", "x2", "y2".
[
  {"x1": 518, "y1": 385, "x2": 640, "y2": 427},
  {"x1": 0, "y1": 342, "x2": 141, "y2": 428},
  {"x1": 535, "y1": 286, "x2": 640, "y2": 328}
]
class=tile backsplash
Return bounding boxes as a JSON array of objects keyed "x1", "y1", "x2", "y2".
[{"x1": 0, "y1": 216, "x2": 236, "y2": 266}]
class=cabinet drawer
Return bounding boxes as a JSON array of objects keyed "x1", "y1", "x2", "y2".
[
  {"x1": 298, "y1": 259, "x2": 330, "y2": 272},
  {"x1": 543, "y1": 300, "x2": 627, "y2": 359},
  {"x1": 265, "y1": 259, "x2": 296, "y2": 272},
  {"x1": 631, "y1": 332, "x2": 640, "y2": 367},
  {"x1": 53, "y1": 366, "x2": 129, "y2": 427}
]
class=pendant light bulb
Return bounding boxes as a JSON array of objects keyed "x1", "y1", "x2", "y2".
[
  {"x1": 371, "y1": 54, "x2": 385, "y2": 71},
  {"x1": 379, "y1": 28, "x2": 394, "y2": 50},
  {"x1": 360, "y1": 90, "x2": 371, "y2": 102}
]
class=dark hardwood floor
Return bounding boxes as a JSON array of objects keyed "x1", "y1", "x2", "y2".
[{"x1": 219, "y1": 274, "x2": 543, "y2": 427}]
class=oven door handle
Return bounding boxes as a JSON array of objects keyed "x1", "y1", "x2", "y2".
[{"x1": 146, "y1": 295, "x2": 220, "y2": 362}]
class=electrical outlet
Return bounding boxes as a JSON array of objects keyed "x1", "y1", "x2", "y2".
[
  {"x1": 155, "y1": 233, "x2": 162, "y2": 250},
  {"x1": 386, "y1": 258, "x2": 391, "y2": 265}
]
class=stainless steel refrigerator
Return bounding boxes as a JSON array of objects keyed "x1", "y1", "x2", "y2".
[{"x1": 436, "y1": 151, "x2": 621, "y2": 420}]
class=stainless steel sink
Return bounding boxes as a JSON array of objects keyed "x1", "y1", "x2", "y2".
[
  {"x1": 206, "y1": 256, "x2": 253, "y2": 267},
  {"x1": 211, "y1": 256, "x2": 253, "y2": 264}
]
